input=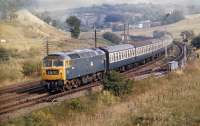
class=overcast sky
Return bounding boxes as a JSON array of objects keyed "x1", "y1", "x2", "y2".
[{"x1": 35, "y1": 0, "x2": 200, "y2": 10}]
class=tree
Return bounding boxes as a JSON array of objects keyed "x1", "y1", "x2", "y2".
[
  {"x1": 162, "y1": 10, "x2": 185, "y2": 25},
  {"x1": 180, "y1": 30, "x2": 194, "y2": 42},
  {"x1": 103, "y1": 32, "x2": 121, "y2": 44},
  {"x1": 191, "y1": 35, "x2": 200, "y2": 49},
  {"x1": 66, "y1": 16, "x2": 81, "y2": 39}
]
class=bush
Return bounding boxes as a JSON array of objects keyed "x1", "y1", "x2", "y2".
[
  {"x1": 103, "y1": 32, "x2": 121, "y2": 44},
  {"x1": 0, "y1": 46, "x2": 10, "y2": 62},
  {"x1": 104, "y1": 71, "x2": 133, "y2": 97},
  {"x1": 22, "y1": 60, "x2": 41, "y2": 76},
  {"x1": 0, "y1": 62, "x2": 22, "y2": 81},
  {"x1": 68, "y1": 99, "x2": 86, "y2": 112},
  {"x1": 191, "y1": 35, "x2": 200, "y2": 49}
]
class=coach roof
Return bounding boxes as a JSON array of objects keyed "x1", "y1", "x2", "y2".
[{"x1": 102, "y1": 44, "x2": 134, "y2": 53}]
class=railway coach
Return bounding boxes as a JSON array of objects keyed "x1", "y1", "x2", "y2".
[{"x1": 41, "y1": 34, "x2": 173, "y2": 92}]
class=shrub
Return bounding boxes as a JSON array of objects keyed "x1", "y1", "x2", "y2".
[
  {"x1": 191, "y1": 35, "x2": 200, "y2": 49},
  {"x1": 0, "y1": 46, "x2": 10, "y2": 62},
  {"x1": 103, "y1": 32, "x2": 121, "y2": 44},
  {"x1": 0, "y1": 62, "x2": 22, "y2": 81},
  {"x1": 103, "y1": 71, "x2": 133, "y2": 97},
  {"x1": 22, "y1": 60, "x2": 41, "y2": 76},
  {"x1": 68, "y1": 99, "x2": 86, "y2": 112}
]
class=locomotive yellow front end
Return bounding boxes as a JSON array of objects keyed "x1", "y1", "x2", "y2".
[{"x1": 41, "y1": 54, "x2": 67, "y2": 91}]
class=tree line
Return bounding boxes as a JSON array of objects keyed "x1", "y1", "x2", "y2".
[{"x1": 0, "y1": 0, "x2": 36, "y2": 19}]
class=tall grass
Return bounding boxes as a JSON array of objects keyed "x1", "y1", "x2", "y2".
[{"x1": 2, "y1": 59, "x2": 200, "y2": 126}]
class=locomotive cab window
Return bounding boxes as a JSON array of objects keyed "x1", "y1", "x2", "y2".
[
  {"x1": 53, "y1": 60, "x2": 63, "y2": 67},
  {"x1": 43, "y1": 60, "x2": 52, "y2": 67}
]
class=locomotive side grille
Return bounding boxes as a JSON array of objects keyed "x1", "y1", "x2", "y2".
[{"x1": 46, "y1": 70, "x2": 59, "y2": 75}]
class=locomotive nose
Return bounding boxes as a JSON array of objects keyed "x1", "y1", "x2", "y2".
[{"x1": 42, "y1": 69, "x2": 64, "y2": 80}]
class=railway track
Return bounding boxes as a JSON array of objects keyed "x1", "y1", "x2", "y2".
[
  {"x1": 0, "y1": 80, "x2": 42, "y2": 95},
  {"x1": 0, "y1": 83, "x2": 100, "y2": 116},
  {"x1": 0, "y1": 42, "x2": 185, "y2": 120}
]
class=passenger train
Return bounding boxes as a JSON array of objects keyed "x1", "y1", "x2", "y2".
[{"x1": 41, "y1": 33, "x2": 173, "y2": 91}]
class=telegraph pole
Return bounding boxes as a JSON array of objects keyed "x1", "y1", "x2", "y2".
[
  {"x1": 127, "y1": 23, "x2": 130, "y2": 43},
  {"x1": 46, "y1": 37, "x2": 49, "y2": 56},
  {"x1": 165, "y1": 45, "x2": 168, "y2": 58},
  {"x1": 184, "y1": 42, "x2": 187, "y2": 65},
  {"x1": 95, "y1": 28, "x2": 97, "y2": 48},
  {"x1": 93, "y1": 24, "x2": 97, "y2": 48},
  {"x1": 122, "y1": 24, "x2": 127, "y2": 42}
]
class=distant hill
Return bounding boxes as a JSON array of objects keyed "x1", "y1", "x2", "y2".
[
  {"x1": 15, "y1": 9, "x2": 70, "y2": 40},
  {"x1": 129, "y1": 14, "x2": 200, "y2": 39},
  {"x1": 0, "y1": 9, "x2": 108, "y2": 52}
]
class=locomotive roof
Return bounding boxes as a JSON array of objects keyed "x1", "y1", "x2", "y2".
[
  {"x1": 101, "y1": 44, "x2": 134, "y2": 53},
  {"x1": 47, "y1": 48, "x2": 105, "y2": 60}
]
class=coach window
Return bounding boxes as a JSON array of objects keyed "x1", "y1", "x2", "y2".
[
  {"x1": 114, "y1": 53, "x2": 117, "y2": 61},
  {"x1": 143, "y1": 47, "x2": 145, "y2": 54},
  {"x1": 128, "y1": 50, "x2": 130, "y2": 57},
  {"x1": 133, "y1": 49, "x2": 135, "y2": 56},
  {"x1": 116, "y1": 53, "x2": 118, "y2": 61},
  {"x1": 141, "y1": 47, "x2": 143, "y2": 54},
  {"x1": 112, "y1": 53, "x2": 114, "y2": 62},
  {"x1": 145, "y1": 47, "x2": 147, "y2": 54},
  {"x1": 130, "y1": 49, "x2": 132, "y2": 57},
  {"x1": 110, "y1": 54, "x2": 113, "y2": 63},
  {"x1": 110, "y1": 53, "x2": 113, "y2": 63},
  {"x1": 123, "y1": 51, "x2": 125, "y2": 59},
  {"x1": 115, "y1": 53, "x2": 117, "y2": 61},
  {"x1": 141, "y1": 46, "x2": 145, "y2": 54},
  {"x1": 129, "y1": 50, "x2": 131, "y2": 57},
  {"x1": 142, "y1": 47, "x2": 145, "y2": 54},
  {"x1": 125, "y1": 51, "x2": 127, "y2": 59},
  {"x1": 131, "y1": 50, "x2": 134, "y2": 57},
  {"x1": 139, "y1": 48, "x2": 141, "y2": 55},
  {"x1": 132, "y1": 49, "x2": 134, "y2": 56},
  {"x1": 138, "y1": 48, "x2": 140, "y2": 55},
  {"x1": 136, "y1": 48, "x2": 139, "y2": 56},
  {"x1": 116, "y1": 52, "x2": 118, "y2": 61},
  {"x1": 138, "y1": 48, "x2": 140, "y2": 56},
  {"x1": 121, "y1": 51, "x2": 124, "y2": 59}
]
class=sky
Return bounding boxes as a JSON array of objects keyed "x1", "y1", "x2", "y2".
[{"x1": 35, "y1": 0, "x2": 200, "y2": 10}]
